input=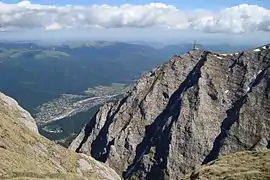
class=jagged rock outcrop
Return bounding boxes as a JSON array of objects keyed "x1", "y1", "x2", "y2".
[
  {"x1": 70, "y1": 44, "x2": 270, "y2": 180},
  {"x1": 185, "y1": 150, "x2": 270, "y2": 180},
  {"x1": 0, "y1": 92, "x2": 121, "y2": 180}
]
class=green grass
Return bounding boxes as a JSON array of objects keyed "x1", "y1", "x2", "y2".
[
  {"x1": 186, "y1": 150, "x2": 270, "y2": 180},
  {"x1": 2, "y1": 49, "x2": 70, "y2": 59},
  {"x1": 0, "y1": 94, "x2": 120, "y2": 180},
  {"x1": 35, "y1": 51, "x2": 70, "y2": 59}
]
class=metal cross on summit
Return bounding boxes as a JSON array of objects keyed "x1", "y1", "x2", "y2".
[{"x1": 192, "y1": 40, "x2": 199, "y2": 50}]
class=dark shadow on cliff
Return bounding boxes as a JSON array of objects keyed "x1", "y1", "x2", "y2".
[
  {"x1": 202, "y1": 95, "x2": 247, "y2": 164},
  {"x1": 91, "y1": 96, "x2": 129, "y2": 162},
  {"x1": 76, "y1": 110, "x2": 99, "y2": 153},
  {"x1": 202, "y1": 62, "x2": 269, "y2": 164},
  {"x1": 123, "y1": 51, "x2": 210, "y2": 179},
  {"x1": 229, "y1": 52, "x2": 244, "y2": 73}
]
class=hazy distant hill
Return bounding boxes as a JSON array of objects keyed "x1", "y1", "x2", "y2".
[
  {"x1": 0, "y1": 41, "x2": 254, "y2": 143},
  {"x1": 0, "y1": 41, "x2": 171, "y2": 111}
]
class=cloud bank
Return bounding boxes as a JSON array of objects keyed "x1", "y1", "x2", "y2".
[{"x1": 0, "y1": 1, "x2": 270, "y2": 33}]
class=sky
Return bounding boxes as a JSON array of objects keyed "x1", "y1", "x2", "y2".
[
  {"x1": 2, "y1": 0, "x2": 270, "y2": 9},
  {"x1": 0, "y1": 0, "x2": 269, "y2": 45}
]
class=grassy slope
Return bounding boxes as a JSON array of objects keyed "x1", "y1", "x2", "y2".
[
  {"x1": 186, "y1": 150, "x2": 270, "y2": 180},
  {"x1": 0, "y1": 94, "x2": 120, "y2": 180}
]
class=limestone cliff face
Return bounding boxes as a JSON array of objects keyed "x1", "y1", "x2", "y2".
[
  {"x1": 0, "y1": 92, "x2": 121, "y2": 180},
  {"x1": 70, "y1": 45, "x2": 270, "y2": 180}
]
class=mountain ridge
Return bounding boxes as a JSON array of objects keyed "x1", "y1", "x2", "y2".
[{"x1": 70, "y1": 44, "x2": 270, "y2": 179}]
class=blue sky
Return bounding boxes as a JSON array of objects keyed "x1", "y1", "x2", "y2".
[{"x1": 2, "y1": 0, "x2": 270, "y2": 9}]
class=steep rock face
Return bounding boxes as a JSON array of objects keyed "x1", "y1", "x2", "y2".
[
  {"x1": 0, "y1": 92, "x2": 121, "y2": 180},
  {"x1": 70, "y1": 45, "x2": 270, "y2": 180}
]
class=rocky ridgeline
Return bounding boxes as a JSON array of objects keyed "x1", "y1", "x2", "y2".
[{"x1": 70, "y1": 44, "x2": 270, "y2": 179}]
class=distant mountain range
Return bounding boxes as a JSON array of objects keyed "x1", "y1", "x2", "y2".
[
  {"x1": 0, "y1": 41, "x2": 256, "y2": 143},
  {"x1": 0, "y1": 41, "x2": 252, "y2": 112},
  {"x1": 0, "y1": 41, "x2": 166, "y2": 111}
]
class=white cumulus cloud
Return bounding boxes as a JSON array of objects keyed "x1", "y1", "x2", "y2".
[{"x1": 0, "y1": 1, "x2": 269, "y2": 33}]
